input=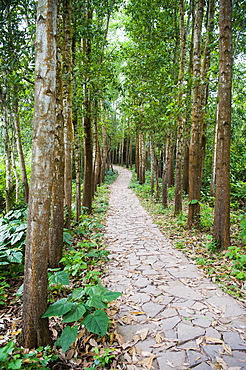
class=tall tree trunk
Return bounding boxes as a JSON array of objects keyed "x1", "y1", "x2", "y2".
[
  {"x1": 135, "y1": 133, "x2": 140, "y2": 178},
  {"x1": 100, "y1": 113, "x2": 107, "y2": 183},
  {"x1": 199, "y1": 0, "x2": 215, "y2": 182},
  {"x1": 13, "y1": 98, "x2": 29, "y2": 203},
  {"x1": 166, "y1": 138, "x2": 174, "y2": 187},
  {"x1": 188, "y1": 0, "x2": 205, "y2": 229},
  {"x1": 174, "y1": 0, "x2": 187, "y2": 215},
  {"x1": 63, "y1": 0, "x2": 73, "y2": 229},
  {"x1": 210, "y1": 112, "x2": 218, "y2": 198},
  {"x1": 162, "y1": 145, "x2": 168, "y2": 208},
  {"x1": 82, "y1": 8, "x2": 93, "y2": 214},
  {"x1": 150, "y1": 136, "x2": 155, "y2": 195},
  {"x1": 22, "y1": 0, "x2": 56, "y2": 348},
  {"x1": 213, "y1": 0, "x2": 232, "y2": 249},
  {"x1": 49, "y1": 0, "x2": 64, "y2": 268},
  {"x1": 11, "y1": 136, "x2": 20, "y2": 202},
  {"x1": 2, "y1": 108, "x2": 14, "y2": 213}
]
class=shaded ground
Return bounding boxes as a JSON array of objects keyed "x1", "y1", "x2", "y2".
[{"x1": 103, "y1": 166, "x2": 246, "y2": 370}]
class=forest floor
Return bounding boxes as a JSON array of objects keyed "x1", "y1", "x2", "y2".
[{"x1": 103, "y1": 165, "x2": 246, "y2": 370}]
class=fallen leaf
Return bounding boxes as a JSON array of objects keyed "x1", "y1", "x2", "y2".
[
  {"x1": 115, "y1": 332, "x2": 125, "y2": 345},
  {"x1": 131, "y1": 311, "x2": 146, "y2": 315},
  {"x1": 222, "y1": 342, "x2": 232, "y2": 355},
  {"x1": 215, "y1": 356, "x2": 228, "y2": 370},
  {"x1": 89, "y1": 338, "x2": 97, "y2": 347},
  {"x1": 136, "y1": 327, "x2": 149, "y2": 341},
  {"x1": 138, "y1": 354, "x2": 156, "y2": 370},
  {"x1": 166, "y1": 359, "x2": 175, "y2": 368},
  {"x1": 205, "y1": 336, "x2": 224, "y2": 344}
]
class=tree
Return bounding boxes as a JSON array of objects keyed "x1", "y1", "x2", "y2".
[
  {"x1": 22, "y1": 0, "x2": 57, "y2": 348},
  {"x1": 213, "y1": 0, "x2": 233, "y2": 249},
  {"x1": 187, "y1": 0, "x2": 205, "y2": 228}
]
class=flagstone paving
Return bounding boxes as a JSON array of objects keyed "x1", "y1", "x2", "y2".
[{"x1": 103, "y1": 166, "x2": 246, "y2": 370}]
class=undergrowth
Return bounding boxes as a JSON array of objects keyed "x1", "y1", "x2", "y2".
[
  {"x1": 0, "y1": 169, "x2": 123, "y2": 370},
  {"x1": 130, "y1": 170, "x2": 246, "y2": 302}
]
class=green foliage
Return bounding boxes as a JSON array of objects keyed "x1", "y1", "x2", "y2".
[
  {"x1": 42, "y1": 284, "x2": 121, "y2": 352},
  {"x1": 239, "y1": 216, "x2": 246, "y2": 242},
  {"x1": 0, "y1": 208, "x2": 27, "y2": 268},
  {"x1": 85, "y1": 347, "x2": 116, "y2": 370},
  {"x1": 0, "y1": 343, "x2": 57, "y2": 370},
  {"x1": 225, "y1": 246, "x2": 246, "y2": 280}
]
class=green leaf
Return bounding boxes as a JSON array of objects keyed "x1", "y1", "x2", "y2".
[
  {"x1": 55, "y1": 325, "x2": 78, "y2": 353},
  {"x1": 63, "y1": 231, "x2": 73, "y2": 246},
  {"x1": 86, "y1": 296, "x2": 107, "y2": 309},
  {"x1": 102, "y1": 291, "x2": 122, "y2": 303},
  {"x1": 42, "y1": 298, "x2": 73, "y2": 318},
  {"x1": 7, "y1": 250, "x2": 23, "y2": 264},
  {"x1": 189, "y1": 199, "x2": 199, "y2": 205},
  {"x1": 83, "y1": 309, "x2": 109, "y2": 336},
  {"x1": 49, "y1": 270, "x2": 70, "y2": 286},
  {"x1": 62, "y1": 303, "x2": 86, "y2": 323},
  {"x1": 8, "y1": 359, "x2": 22, "y2": 369},
  {"x1": 71, "y1": 287, "x2": 86, "y2": 300},
  {"x1": 10, "y1": 231, "x2": 25, "y2": 245},
  {"x1": 85, "y1": 285, "x2": 106, "y2": 297},
  {"x1": 0, "y1": 341, "x2": 15, "y2": 361}
]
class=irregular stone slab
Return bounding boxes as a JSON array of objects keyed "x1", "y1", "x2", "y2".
[
  {"x1": 162, "y1": 316, "x2": 181, "y2": 330},
  {"x1": 117, "y1": 323, "x2": 156, "y2": 343},
  {"x1": 192, "y1": 317, "x2": 212, "y2": 328},
  {"x1": 187, "y1": 350, "x2": 208, "y2": 367},
  {"x1": 163, "y1": 329, "x2": 178, "y2": 340},
  {"x1": 205, "y1": 327, "x2": 221, "y2": 339},
  {"x1": 142, "y1": 285, "x2": 162, "y2": 296},
  {"x1": 142, "y1": 302, "x2": 164, "y2": 318},
  {"x1": 222, "y1": 351, "x2": 246, "y2": 368},
  {"x1": 135, "y1": 277, "x2": 150, "y2": 288},
  {"x1": 222, "y1": 331, "x2": 246, "y2": 350},
  {"x1": 161, "y1": 308, "x2": 178, "y2": 318},
  {"x1": 135, "y1": 338, "x2": 157, "y2": 353},
  {"x1": 128, "y1": 292, "x2": 150, "y2": 304},
  {"x1": 157, "y1": 351, "x2": 186, "y2": 370},
  {"x1": 202, "y1": 344, "x2": 223, "y2": 360},
  {"x1": 166, "y1": 266, "x2": 200, "y2": 279},
  {"x1": 205, "y1": 295, "x2": 246, "y2": 317},
  {"x1": 177, "y1": 323, "x2": 205, "y2": 342},
  {"x1": 162, "y1": 284, "x2": 202, "y2": 300}
]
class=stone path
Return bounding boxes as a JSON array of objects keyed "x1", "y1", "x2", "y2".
[{"x1": 103, "y1": 166, "x2": 246, "y2": 370}]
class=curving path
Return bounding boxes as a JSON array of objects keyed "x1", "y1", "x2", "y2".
[{"x1": 103, "y1": 166, "x2": 246, "y2": 370}]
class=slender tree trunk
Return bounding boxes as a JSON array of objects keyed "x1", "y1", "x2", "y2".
[
  {"x1": 22, "y1": 0, "x2": 56, "y2": 348},
  {"x1": 135, "y1": 133, "x2": 140, "y2": 178},
  {"x1": 188, "y1": 0, "x2": 205, "y2": 229},
  {"x1": 49, "y1": 0, "x2": 64, "y2": 268},
  {"x1": 2, "y1": 108, "x2": 14, "y2": 213},
  {"x1": 13, "y1": 98, "x2": 29, "y2": 203},
  {"x1": 166, "y1": 138, "x2": 174, "y2": 187},
  {"x1": 210, "y1": 112, "x2": 218, "y2": 198},
  {"x1": 100, "y1": 114, "x2": 107, "y2": 183},
  {"x1": 213, "y1": 0, "x2": 232, "y2": 249},
  {"x1": 63, "y1": 0, "x2": 73, "y2": 229},
  {"x1": 162, "y1": 145, "x2": 168, "y2": 208},
  {"x1": 150, "y1": 136, "x2": 155, "y2": 195},
  {"x1": 174, "y1": 0, "x2": 186, "y2": 215},
  {"x1": 11, "y1": 142, "x2": 20, "y2": 203},
  {"x1": 82, "y1": 8, "x2": 93, "y2": 213}
]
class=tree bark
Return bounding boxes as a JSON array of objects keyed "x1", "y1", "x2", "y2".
[
  {"x1": 213, "y1": 0, "x2": 232, "y2": 249},
  {"x1": 13, "y1": 98, "x2": 29, "y2": 203},
  {"x1": 49, "y1": 0, "x2": 64, "y2": 268},
  {"x1": 22, "y1": 0, "x2": 56, "y2": 348},
  {"x1": 82, "y1": 7, "x2": 93, "y2": 214},
  {"x1": 63, "y1": 0, "x2": 73, "y2": 229},
  {"x1": 188, "y1": 0, "x2": 205, "y2": 229},
  {"x1": 174, "y1": 0, "x2": 187, "y2": 215}
]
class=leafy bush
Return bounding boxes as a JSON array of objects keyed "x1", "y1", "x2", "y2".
[
  {"x1": 43, "y1": 284, "x2": 122, "y2": 352},
  {"x1": 0, "y1": 208, "x2": 27, "y2": 268}
]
